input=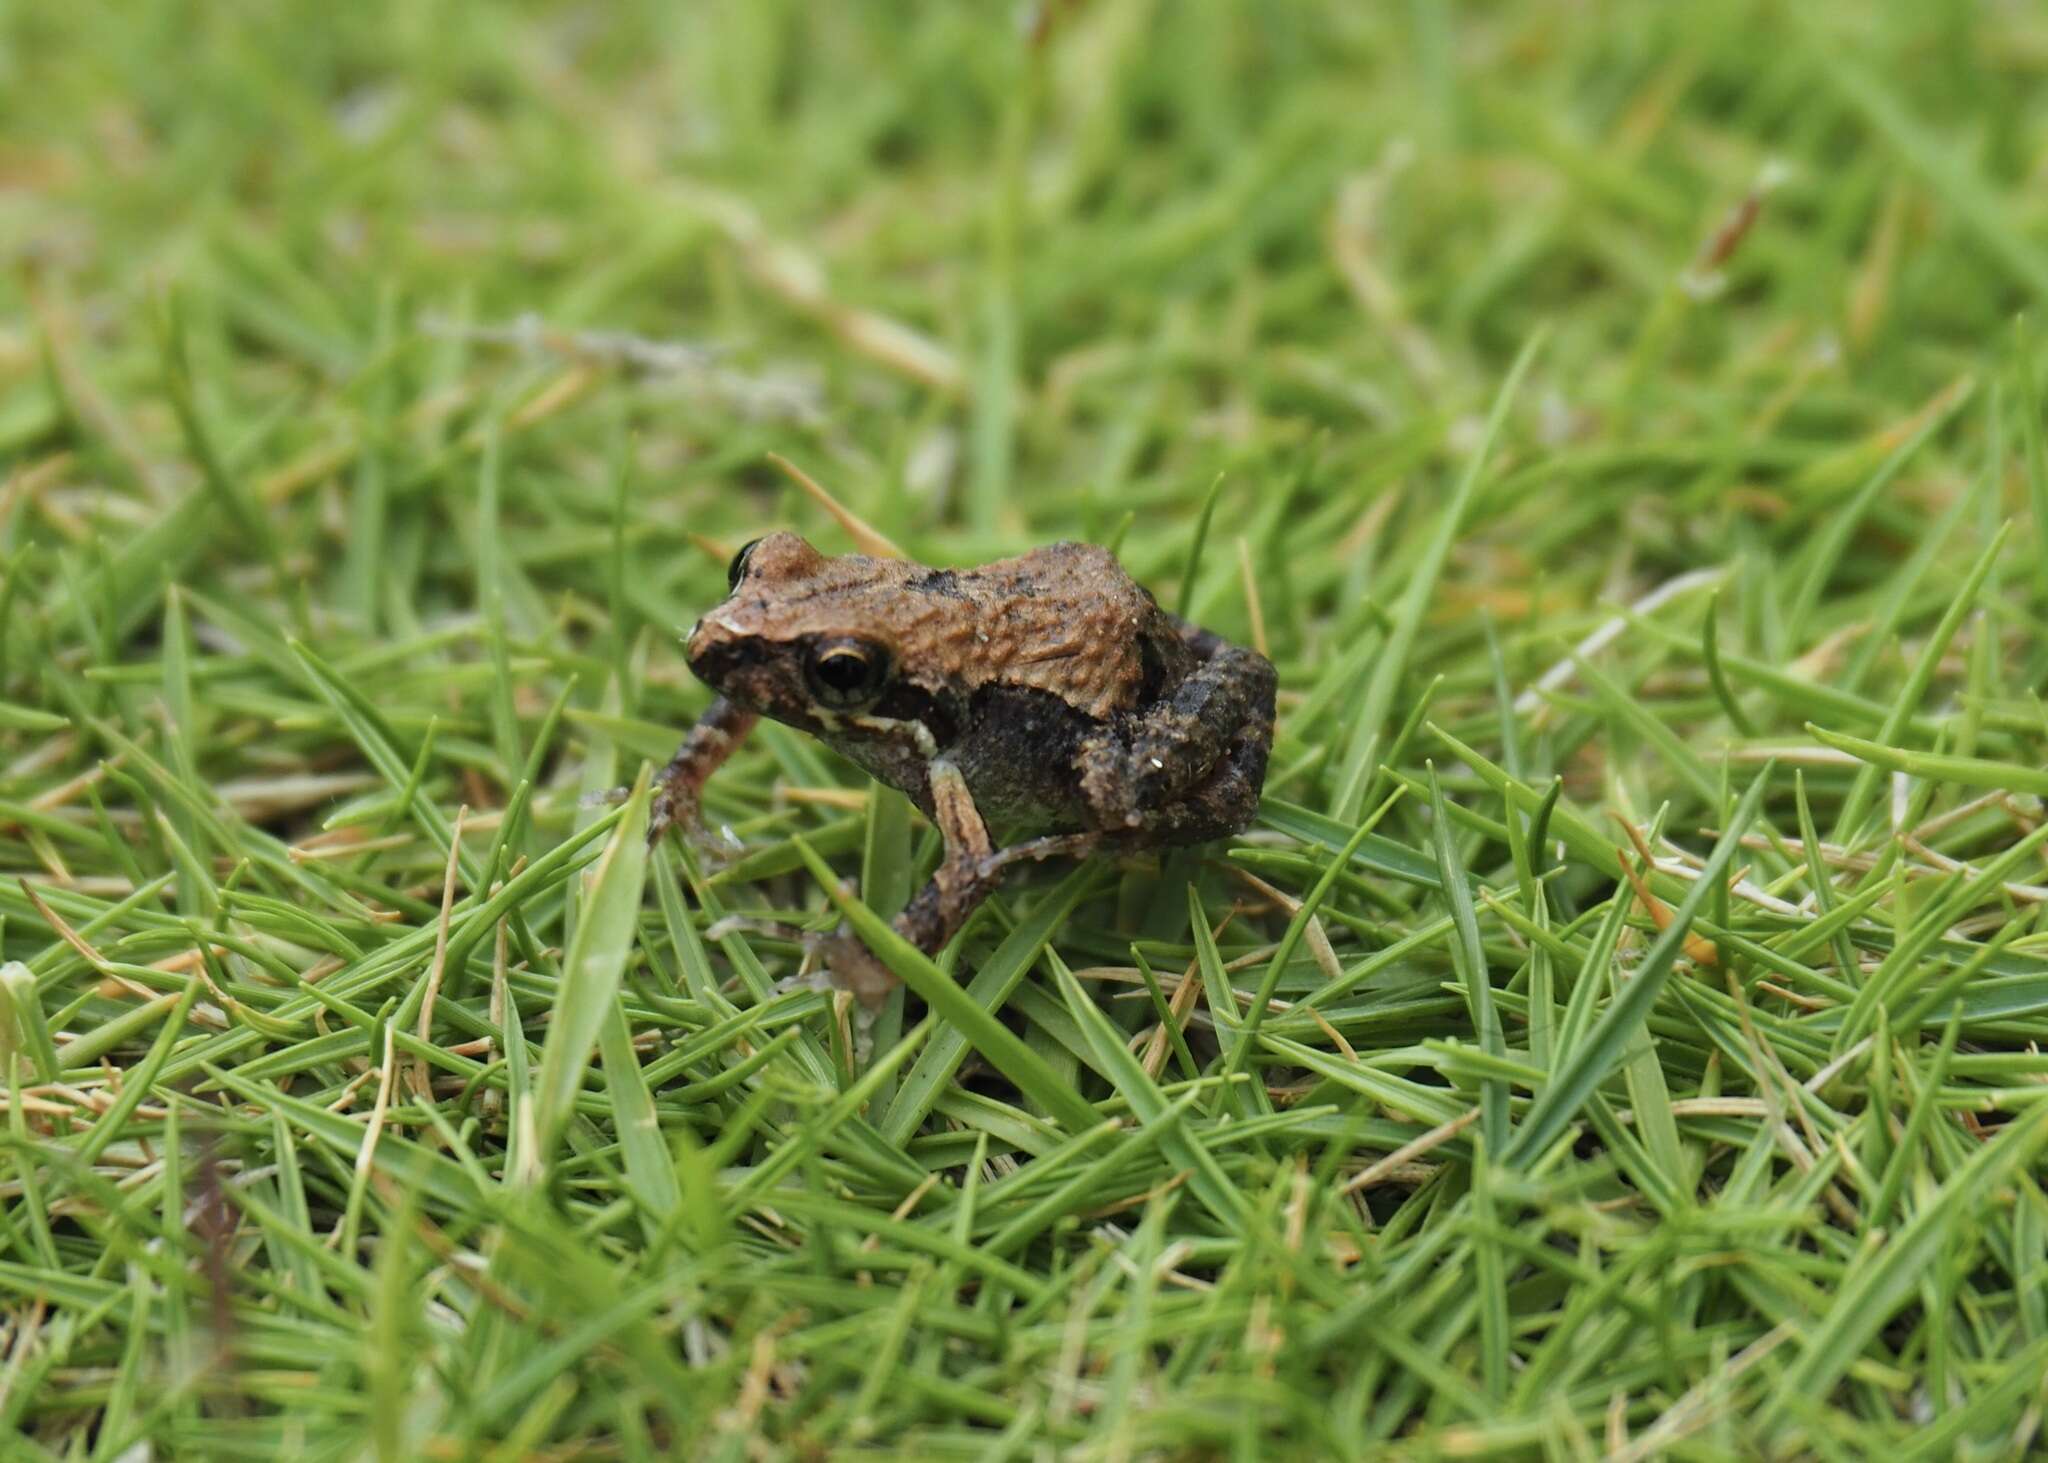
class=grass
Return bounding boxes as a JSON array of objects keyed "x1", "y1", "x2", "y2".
[{"x1": 4, "y1": 0, "x2": 2048, "y2": 1455}]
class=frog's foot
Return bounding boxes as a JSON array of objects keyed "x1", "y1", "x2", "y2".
[
  {"x1": 644, "y1": 784, "x2": 698, "y2": 851},
  {"x1": 704, "y1": 914, "x2": 807, "y2": 945},
  {"x1": 807, "y1": 926, "x2": 900, "y2": 1010},
  {"x1": 766, "y1": 959, "x2": 881, "y2": 1050},
  {"x1": 684, "y1": 818, "x2": 749, "y2": 871},
  {"x1": 645, "y1": 798, "x2": 749, "y2": 872},
  {"x1": 765, "y1": 965, "x2": 841, "y2": 1003},
  {"x1": 978, "y1": 831, "x2": 1106, "y2": 878},
  {"x1": 592, "y1": 784, "x2": 742, "y2": 867}
]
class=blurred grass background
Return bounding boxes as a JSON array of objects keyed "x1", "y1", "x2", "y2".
[{"x1": 5, "y1": 0, "x2": 2048, "y2": 1456}]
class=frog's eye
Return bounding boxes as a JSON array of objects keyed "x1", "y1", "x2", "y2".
[
  {"x1": 727, "y1": 537, "x2": 765, "y2": 592},
  {"x1": 805, "y1": 637, "x2": 889, "y2": 710}
]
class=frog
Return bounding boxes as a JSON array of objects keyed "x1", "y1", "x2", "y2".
[{"x1": 649, "y1": 530, "x2": 1277, "y2": 1006}]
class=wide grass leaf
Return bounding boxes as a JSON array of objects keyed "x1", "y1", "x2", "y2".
[{"x1": 532, "y1": 774, "x2": 651, "y2": 1166}]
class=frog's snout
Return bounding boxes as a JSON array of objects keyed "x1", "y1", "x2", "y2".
[
  {"x1": 683, "y1": 620, "x2": 718, "y2": 682},
  {"x1": 684, "y1": 619, "x2": 751, "y2": 694}
]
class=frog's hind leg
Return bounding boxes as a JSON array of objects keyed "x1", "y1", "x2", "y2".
[
  {"x1": 816, "y1": 635, "x2": 1275, "y2": 1006},
  {"x1": 648, "y1": 696, "x2": 760, "y2": 846},
  {"x1": 1076, "y1": 618, "x2": 1276, "y2": 833},
  {"x1": 815, "y1": 757, "x2": 1001, "y2": 1006},
  {"x1": 969, "y1": 742, "x2": 1260, "y2": 897}
]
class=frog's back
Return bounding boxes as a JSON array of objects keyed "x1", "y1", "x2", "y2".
[{"x1": 943, "y1": 541, "x2": 1172, "y2": 719}]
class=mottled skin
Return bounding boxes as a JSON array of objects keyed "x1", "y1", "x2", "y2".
[{"x1": 652, "y1": 531, "x2": 1276, "y2": 1004}]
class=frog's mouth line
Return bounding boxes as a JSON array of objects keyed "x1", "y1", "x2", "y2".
[
  {"x1": 813, "y1": 685, "x2": 960, "y2": 758},
  {"x1": 869, "y1": 683, "x2": 959, "y2": 748},
  {"x1": 845, "y1": 713, "x2": 939, "y2": 759}
]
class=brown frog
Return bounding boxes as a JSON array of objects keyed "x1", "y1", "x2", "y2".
[{"x1": 650, "y1": 531, "x2": 1276, "y2": 1004}]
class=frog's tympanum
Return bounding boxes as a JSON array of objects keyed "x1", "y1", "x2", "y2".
[{"x1": 651, "y1": 532, "x2": 1276, "y2": 1005}]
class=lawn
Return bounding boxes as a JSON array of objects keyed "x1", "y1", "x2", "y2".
[{"x1": 4, "y1": 1, "x2": 2048, "y2": 1456}]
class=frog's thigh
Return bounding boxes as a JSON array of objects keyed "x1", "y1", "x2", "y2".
[
  {"x1": 1140, "y1": 733, "x2": 1268, "y2": 844},
  {"x1": 925, "y1": 757, "x2": 994, "y2": 862},
  {"x1": 1077, "y1": 643, "x2": 1275, "y2": 827}
]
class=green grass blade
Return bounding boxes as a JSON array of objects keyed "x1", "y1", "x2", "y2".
[
  {"x1": 791, "y1": 837, "x2": 1100, "y2": 1133},
  {"x1": 1504, "y1": 764, "x2": 1773, "y2": 1167}
]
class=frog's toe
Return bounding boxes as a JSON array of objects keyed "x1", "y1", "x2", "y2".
[
  {"x1": 765, "y1": 966, "x2": 838, "y2": 999},
  {"x1": 644, "y1": 790, "x2": 690, "y2": 849},
  {"x1": 809, "y1": 927, "x2": 900, "y2": 1009},
  {"x1": 649, "y1": 806, "x2": 746, "y2": 867},
  {"x1": 979, "y1": 831, "x2": 1105, "y2": 877},
  {"x1": 685, "y1": 819, "x2": 749, "y2": 869}
]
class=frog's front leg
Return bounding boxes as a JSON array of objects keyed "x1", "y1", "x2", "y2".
[
  {"x1": 814, "y1": 757, "x2": 1000, "y2": 1006},
  {"x1": 1076, "y1": 622, "x2": 1276, "y2": 834},
  {"x1": 647, "y1": 696, "x2": 760, "y2": 847}
]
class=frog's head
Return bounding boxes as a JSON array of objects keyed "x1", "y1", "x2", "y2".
[{"x1": 685, "y1": 531, "x2": 911, "y2": 735}]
